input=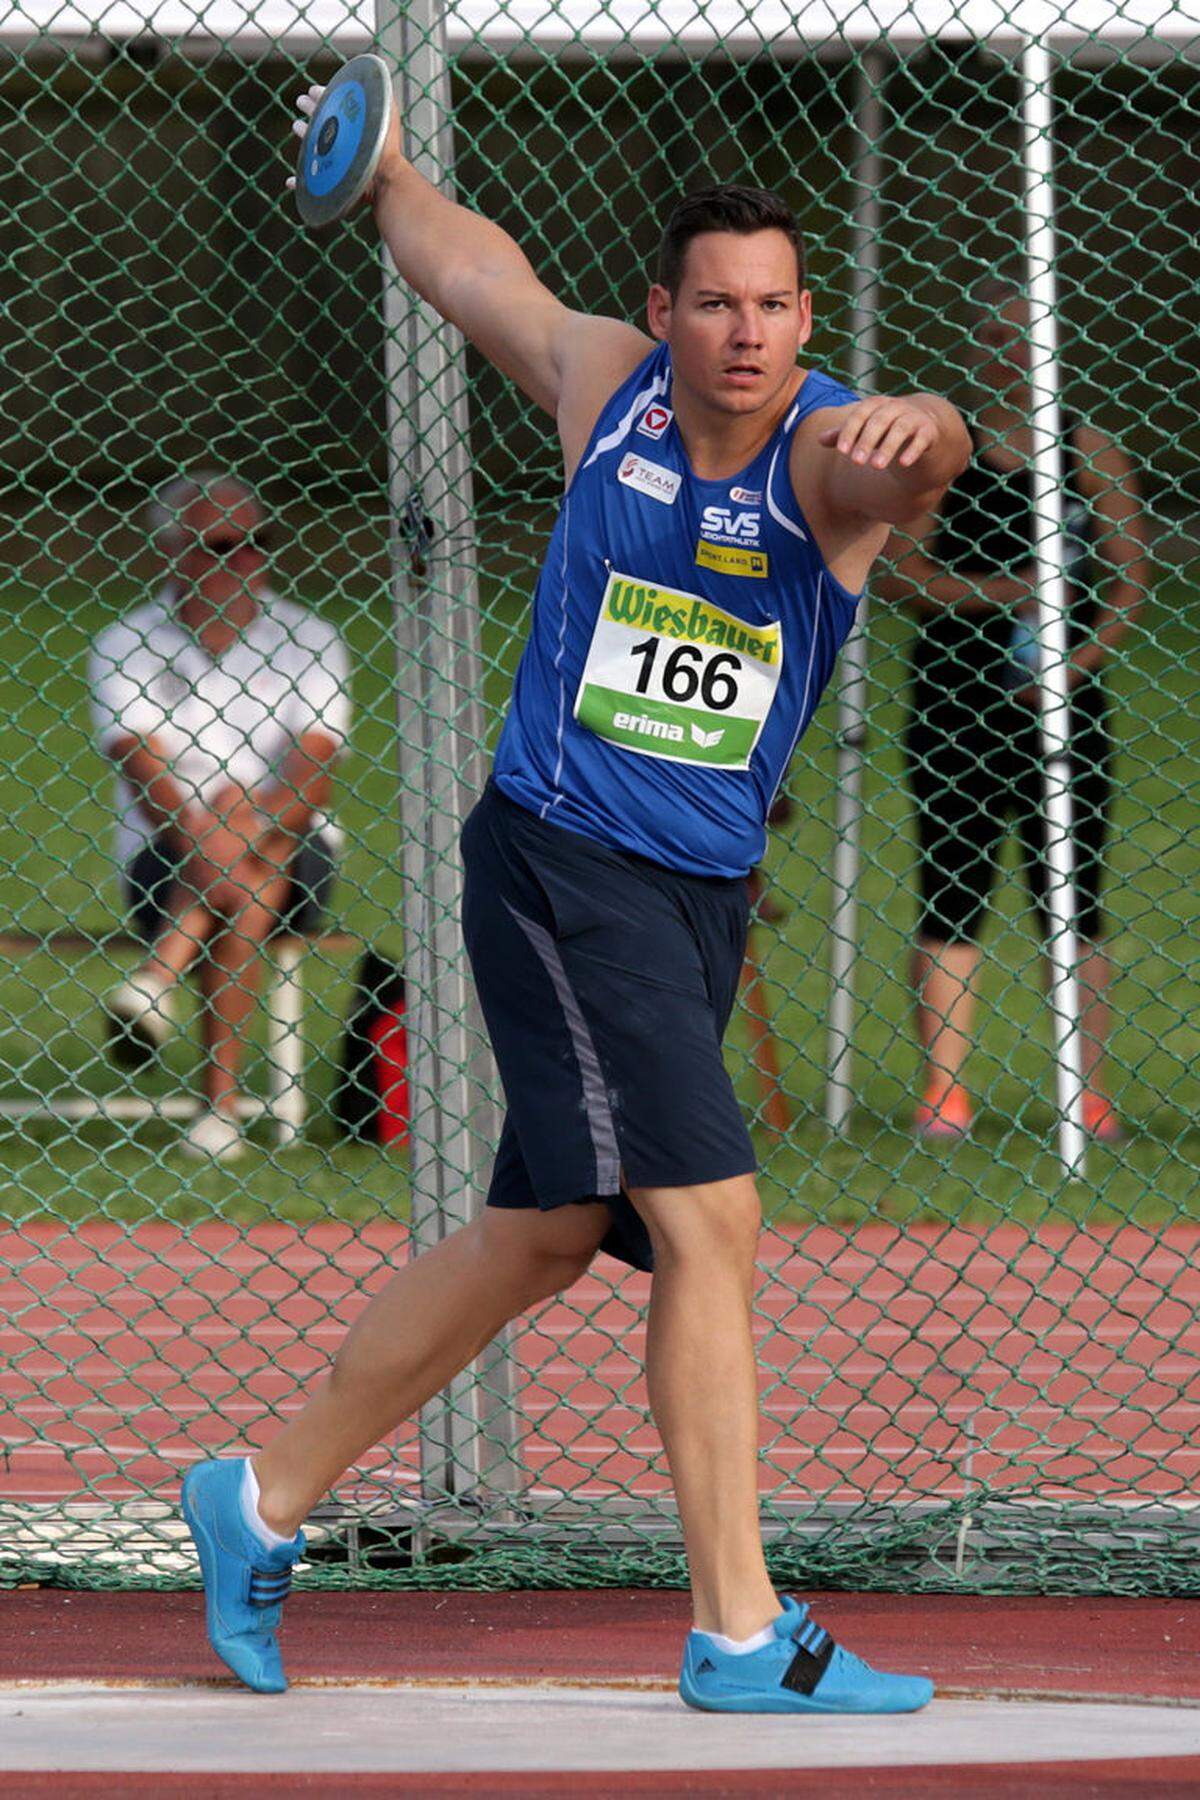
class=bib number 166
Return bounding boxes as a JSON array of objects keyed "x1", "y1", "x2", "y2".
[{"x1": 628, "y1": 637, "x2": 741, "y2": 711}]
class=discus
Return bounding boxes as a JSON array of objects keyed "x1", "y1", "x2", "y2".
[{"x1": 294, "y1": 54, "x2": 394, "y2": 230}]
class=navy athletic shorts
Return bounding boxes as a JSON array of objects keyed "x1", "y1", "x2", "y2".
[
  {"x1": 461, "y1": 780, "x2": 755, "y2": 1272},
  {"x1": 125, "y1": 832, "x2": 337, "y2": 945}
]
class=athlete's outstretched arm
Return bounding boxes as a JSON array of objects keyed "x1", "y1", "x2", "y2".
[
  {"x1": 805, "y1": 393, "x2": 972, "y2": 527},
  {"x1": 292, "y1": 86, "x2": 647, "y2": 455}
]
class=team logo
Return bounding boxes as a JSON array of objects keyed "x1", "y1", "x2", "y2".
[
  {"x1": 729, "y1": 487, "x2": 761, "y2": 505},
  {"x1": 701, "y1": 504, "x2": 761, "y2": 544},
  {"x1": 637, "y1": 403, "x2": 672, "y2": 440},
  {"x1": 618, "y1": 452, "x2": 681, "y2": 505}
]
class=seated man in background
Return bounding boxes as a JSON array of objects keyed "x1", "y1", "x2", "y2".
[{"x1": 89, "y1": 470, "x2": 351, "y2": 1163}]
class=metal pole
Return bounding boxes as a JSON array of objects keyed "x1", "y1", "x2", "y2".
[
  {"x1": 374, "y1": 0, "x2": 520, "y2": 1501},
  {"x1": 825, "y1": 46, "x2": 885, "y2": 1133},
  {"x1": 1020, "y1": 38, "x2": 1086, "y2": 1178},
  {"x1": 264, "y1": 937, "x2": 305, "y2": 1147}
]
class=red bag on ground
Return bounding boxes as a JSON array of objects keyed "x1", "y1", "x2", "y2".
[{"x1": 332, "y1": 951, "x2": 408, "y2": 1146}]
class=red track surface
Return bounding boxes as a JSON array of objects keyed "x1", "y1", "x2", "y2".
[
  {"x1": 4, "y1": 1589, "x2": 1200, "y2": 1700},
  {"x1": 13, "y1": 1768, "x2": 1200, "y2": 1799},
  {"x1": 2, "y1": 1219, "x2": 1198, "y2": 1510},
  {"x1": 10, "y1": 1761, "x2": 1200, "y2": 1799},
  {"x1": 4, "y1": 1591, "x2": 1200, "y2": 1796},
  {"x1": 6, "y1": 1222, "x2": 1196, "y2": 1795}
]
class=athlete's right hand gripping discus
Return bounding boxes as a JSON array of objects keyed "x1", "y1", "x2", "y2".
[{"x1": 293, "y1": 54, "x2": 393, "y2": 229}]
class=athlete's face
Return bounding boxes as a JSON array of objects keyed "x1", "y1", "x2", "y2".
[{"x1": 647, "y1": 229, "x2": 811, "y2": 416}]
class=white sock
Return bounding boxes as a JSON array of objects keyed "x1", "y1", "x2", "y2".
[
  {"x1": 698, "y1": 1623, "x2": 776, "y2": 1655},
  {"x1": 239, "y1": 1458, "x2": 294, "y2": 1551}
]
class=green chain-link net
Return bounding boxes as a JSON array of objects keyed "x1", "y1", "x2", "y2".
[{"x1": 2, "y1": 4, "x2": 1199, "y2": 1595}]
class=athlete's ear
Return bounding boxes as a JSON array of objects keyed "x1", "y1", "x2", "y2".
[
  {"x1": 647, "y1": 283, "x2": 672, "y2": 342},
  {"x1": 797, "y1": 289, "x2": 814, "y2": 348}
]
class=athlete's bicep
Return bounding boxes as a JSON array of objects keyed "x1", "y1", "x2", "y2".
[
  {"x1": 450, "y1": 278, "x2": 650, "y2": 468},
  {"x1": 787, "y1": 413, "x2": 894, "y2": 594},
  {"x1": 800, "y1": 406, "x2": 948, "y2": 528},
  {"x1": 440, "y1": 269, "x2": 574, "y2": 416}
]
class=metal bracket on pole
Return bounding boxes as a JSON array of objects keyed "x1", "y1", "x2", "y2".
[
  {"x1": 374, "y1": 0, "x2": 521, "y2": 1504},
  {"x1": 825, "y1": 46, "x2": 886, "y2": 1133},
  {"x1": 1021, "y1": 38, "x2": 1086, "y2": 1180}
]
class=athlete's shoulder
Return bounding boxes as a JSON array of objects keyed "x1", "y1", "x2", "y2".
[
  {"x1": 558, "y1": 320, "x2": 658, "y2": 481},
  {"x1": 783, "y1": 368, "x2": 892, "y2": 591},
  {"x1": 788, "y1": 366, "x2": 860, "y2": 428},
  {"x1": 567, "y1": 340, "x2": 674, "y2": 480}
]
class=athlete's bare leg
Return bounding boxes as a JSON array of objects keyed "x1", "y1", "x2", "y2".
[
  {"x1": 253, "y1": 1200, "x2": 610, "y2": 1536},
  {"x1": 627, "y1": 1174, "x2": 778, "y2": 1641},
  {"x1": 913, "y1": 937, "x2": 980, "y2": 1091}
]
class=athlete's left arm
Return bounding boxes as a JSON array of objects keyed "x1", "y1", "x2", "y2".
[
  {"x1": 788, "y1": 393, "x2": 970, "y2": 594},
  {"x1": 1070, "y1": 425, "x2": 1151, "y2": 679},
  {"x1": 807, "y1": 393, "x2": 972, "y2": 527}
]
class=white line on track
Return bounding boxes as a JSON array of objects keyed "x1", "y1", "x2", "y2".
[{"x1": 1, "y1": 1686, "x2": 1199, "y2": 1775}]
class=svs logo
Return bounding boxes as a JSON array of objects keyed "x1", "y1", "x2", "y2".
[{"x1": 700, "y1": 506, "x2": 760, "y2": 542}]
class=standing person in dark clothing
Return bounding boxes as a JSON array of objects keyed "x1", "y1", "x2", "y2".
[{"x1": 883, "y1": 277, "x2": 1150, "y2": 1142}]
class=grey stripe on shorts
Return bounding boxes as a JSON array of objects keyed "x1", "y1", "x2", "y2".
[{"x1": 505, "y1": 902, "x2": 622, "y2": 1194}]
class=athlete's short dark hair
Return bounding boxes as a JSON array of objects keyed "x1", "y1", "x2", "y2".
[{"x1": 657, "y1": 186, "x2": 806, "y2": 297}]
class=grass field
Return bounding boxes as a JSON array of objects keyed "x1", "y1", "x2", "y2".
[{"x1": 2, "y1": 509, "x2": 1198, "y2": 1229}]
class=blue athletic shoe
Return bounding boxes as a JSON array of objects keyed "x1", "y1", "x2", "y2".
[
  {"x1": 181, "y1": 1458, "x2": 304, "y2": 1694},
  {"x1": 680, "y1": 1596, "x2": 934, "y2": 1714}
]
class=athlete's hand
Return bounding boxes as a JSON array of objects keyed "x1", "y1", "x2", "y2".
[
  {"x1": 286, "y1": 87, "x2": 325, "y2": 194},
  {"x1": 286, "y1": 82, "x2": 404, "y2": 204},
  {"x1": 818, "y1": 396, "x2": 941, "y2": 471}
]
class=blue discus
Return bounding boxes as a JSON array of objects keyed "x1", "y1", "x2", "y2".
[{"x1": 295, "y1": 53, "x2": 393, "y2": 230}]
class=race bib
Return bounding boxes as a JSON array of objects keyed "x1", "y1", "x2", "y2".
[{"x1": 574, "y1": 571, "x2": 783, "y2": 769}]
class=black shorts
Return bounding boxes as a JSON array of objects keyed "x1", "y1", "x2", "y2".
[
  {"x1": 907, "y1": 673, "x2": 1112, "y2": 944},
  {"x1": 124, "y1": 833, "x2": 337, "y2": 945},
  {"x1": 461, "y1": 781, "x2": 754, "y2": 1272}
]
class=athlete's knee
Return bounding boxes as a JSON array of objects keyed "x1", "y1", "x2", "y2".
[
  {"x1": 477, "y1": 1203, "x2": 605, "y2": 1307},
  {"x1": 523, "y1": 1244, "x2": 596, "y2": 1304},
  {"x1": 628, "y1": 1175, "x2": 761, "y2": 1278}
]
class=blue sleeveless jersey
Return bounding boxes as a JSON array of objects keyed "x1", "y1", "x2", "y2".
[{"x1": 492, "y1": 343, "x2": 861, "y2": 877}]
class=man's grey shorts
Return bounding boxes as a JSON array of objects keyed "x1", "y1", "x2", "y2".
[
  {"x1": 460, "y1": 780, "x2": 755, "y2": 1272},
  {"x1": 124, "y1": 832, "x2": 337, "y2": 945}
]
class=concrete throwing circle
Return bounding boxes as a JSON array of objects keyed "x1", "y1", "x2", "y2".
[
  {"x1": 294, "y1": 54, "x2": 393, "y2": 230},
  {"x1": 1, "y1": 1684, "x2": 1199, "y2": 1776}
]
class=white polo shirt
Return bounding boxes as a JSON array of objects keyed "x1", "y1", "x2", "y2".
[{"x1": 89, "y1": 586, "x2": 351, "y2": 867}]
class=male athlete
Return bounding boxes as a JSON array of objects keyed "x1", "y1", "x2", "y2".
[{"x1": 182, "y1": 85, "x2": 970, "y2": 1710}]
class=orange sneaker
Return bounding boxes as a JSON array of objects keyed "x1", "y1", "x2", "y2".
[
  {"x1": 1082, "y1": 1090, "x2": 1124, "y2": 1144},
  {"x1": 914, "y1": 1082, "x2": 973, "y2": 1140}
]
